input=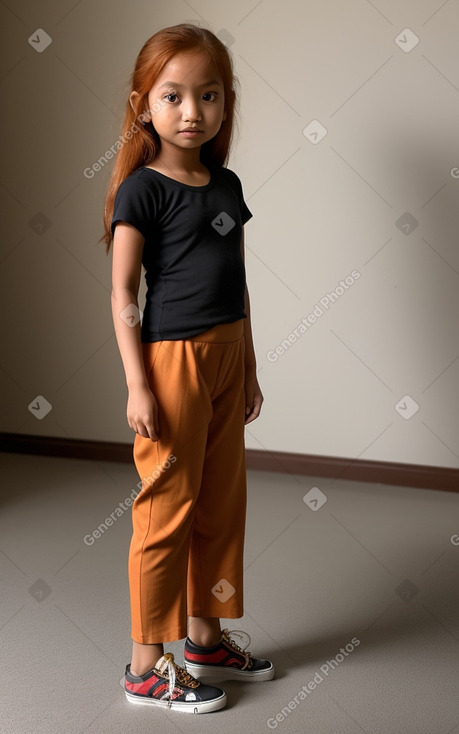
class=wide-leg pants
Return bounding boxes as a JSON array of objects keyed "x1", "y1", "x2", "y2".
[{"x1": 129, "y1": 318, "x2": 247, "y2": 644}]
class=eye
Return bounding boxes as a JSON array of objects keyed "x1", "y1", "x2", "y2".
[
  {"x1": 164, "y1": 93, "x2": 179, "y2": 103},
  {"x1": 202, "y1": 92, "x2": 217, "y2": 102}
]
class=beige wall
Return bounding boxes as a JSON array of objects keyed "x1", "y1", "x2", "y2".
[{"x1": 1, "y1": 0, "x2": 458, "y2": 469}]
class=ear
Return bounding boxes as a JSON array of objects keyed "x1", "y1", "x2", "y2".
[
  {"x1": 129, "y1": 90, "x2": 140, "y2": 112},
  {"x1": 222, "y1": 109, "x2": 227, "y2": 122}
]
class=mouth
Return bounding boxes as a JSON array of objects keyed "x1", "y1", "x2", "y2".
[{"x1": 180, "y1": 129, "x2": 203, "y2": 135}]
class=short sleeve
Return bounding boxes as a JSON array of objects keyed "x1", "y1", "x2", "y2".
[
  {"x1": 241, "y1": 198, "x2": 252, "y2": 226},
  {"x1": 111, "y1": 173, "x2": 156, "y2": 240},
  {"x1": 223, "y1": 168, "x2": 253, "y2": 225},
  {"x1": 237, "y1": 177, "x2": 252, "y2": 225}
]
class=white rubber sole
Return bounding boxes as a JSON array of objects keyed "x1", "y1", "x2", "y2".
[
  {"x1": 125, "y1": 689, "x2": 227, "y2": 714},
  {"x1": 184, "y1": 661, "x2": 275, "y2": 683}
]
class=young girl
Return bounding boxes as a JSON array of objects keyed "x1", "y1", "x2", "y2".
[{"x1": 102, "y1": 23, "x2": 274, "y2": 714}]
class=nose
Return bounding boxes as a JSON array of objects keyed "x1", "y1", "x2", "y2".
[{"x1": 182, "y1": 95, "x2": 201, "y2": 122}]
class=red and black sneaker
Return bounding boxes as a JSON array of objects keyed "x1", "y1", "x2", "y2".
[
  {"x1": 184, "y1": 628, "x2": 275, "y2": 682},
  {"x1": 124, "y1": 652, "x2": 227, "y2": 714}
]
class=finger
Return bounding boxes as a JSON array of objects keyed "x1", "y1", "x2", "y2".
[
  {"x1": 248, "y1": 405, "x2": 261, "y2": 421},
  {"x1": 245, "y1": 396, "x2": 263, "y2": 424},
  {"x1": 153, "y1": 406, "x2": 160, "y2": 438},
  {"x1": 146, "y1": 408, "x2": 159, "y2": 441},
  {"x1": 244, "y1": 402, "x2": 255, "y2": 424},
  {"x1": 148, "y1": 428, "x2": 159, "y2": 442},
  {"x1": 253, "y1": 394, "x2": 263, "y2": 414},
  {"x1": 143, "y1": 421, "x2": 158, "y2": 441},
  {"x1": 130, "y1": 420, "x2": 152, "y2": 439}
]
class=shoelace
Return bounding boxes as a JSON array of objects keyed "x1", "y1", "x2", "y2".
[
  {"x1": 156, "y1": 652, "x2": 199, "y2": 707},
  {"x1": 222, "y1": 628, "x2": 253, "y2": 670}
]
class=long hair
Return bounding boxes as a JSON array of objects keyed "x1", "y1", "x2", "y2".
[{"x1": 101, "y1": 23, "x2": 238, "y2": 253}]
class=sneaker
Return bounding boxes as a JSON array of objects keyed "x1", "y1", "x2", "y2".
[
  {"x1": 124, "y1": 652, "x2": 227, "y2": 714},
  {"x1": 184, "y1": 628, "x2": 275, "y2": 682}
]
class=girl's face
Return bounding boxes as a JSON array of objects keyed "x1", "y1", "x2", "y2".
[{"x1": 146, "y1": 50, "x2": 227, "y2": 154}]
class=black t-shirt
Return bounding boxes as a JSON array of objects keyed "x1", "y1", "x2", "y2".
[{"x1": 111, "y1": 165, "x2": 253, "y2": 342}]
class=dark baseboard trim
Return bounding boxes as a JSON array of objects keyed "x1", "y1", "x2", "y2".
[
  {"x1": 245, "y1": 447, "x2": 458, "y2": 492},
  {"x1": 1, "y1": 432, "x2": 135, "y2": 463},
  {"x1": 0, "y1": 432, "x2": 457, "y2": 492}
]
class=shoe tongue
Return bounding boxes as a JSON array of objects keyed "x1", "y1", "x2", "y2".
[{"x1": 155, "y1": 652, "x2": 174, "y2": 675}]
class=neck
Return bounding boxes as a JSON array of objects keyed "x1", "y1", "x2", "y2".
[{"x1": 153, "y1": 142, "x2": 205, "y2": 174}]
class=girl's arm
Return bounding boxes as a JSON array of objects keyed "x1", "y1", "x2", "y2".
[
  {"x1": 240, "y1": 228, "x2": 264, "y2": 424},
  {"x1": 111, "y1": 222, "x2": 159, "y2": 440}
]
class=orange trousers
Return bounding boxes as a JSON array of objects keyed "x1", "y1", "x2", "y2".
[{"x1": 129, "y1": 319, "x2": 247, "y2": 644}]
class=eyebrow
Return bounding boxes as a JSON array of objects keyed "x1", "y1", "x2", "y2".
[{"x1": 158, "y1": 79, "x2": 222, "y2": 89}]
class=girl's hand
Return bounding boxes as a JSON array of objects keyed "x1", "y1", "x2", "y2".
[
  {"x1": 244, "y1": 371, "x2": 264, "y2": 425},
  {"x1": 127, "y1": 385, "x2": 160, "y2": 440}
]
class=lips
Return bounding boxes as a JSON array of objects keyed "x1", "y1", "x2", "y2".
[{"x1": 180, "y1": 129, "x2": 203, "y2": 133}]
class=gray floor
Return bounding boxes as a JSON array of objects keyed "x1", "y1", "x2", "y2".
[{"x1": 1, "y1": 451, "x2": 458, "y2": 734}]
